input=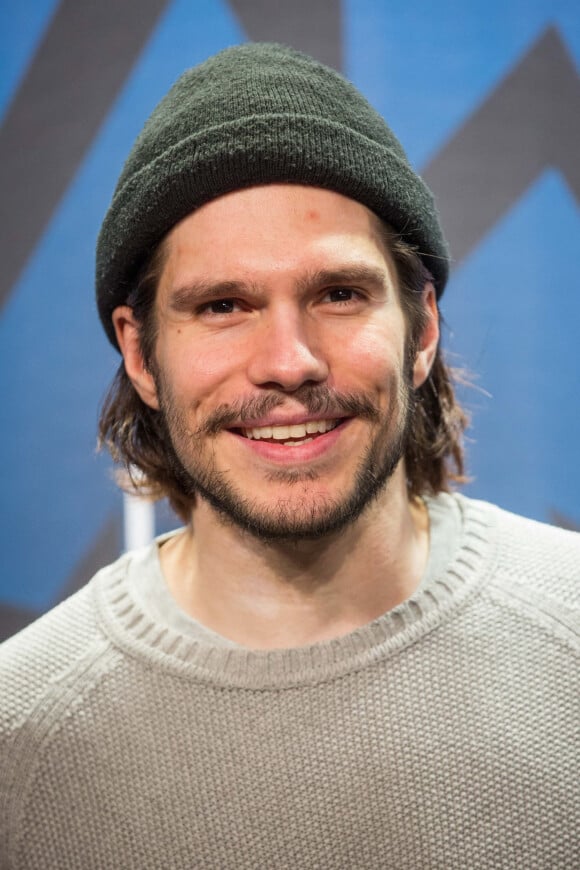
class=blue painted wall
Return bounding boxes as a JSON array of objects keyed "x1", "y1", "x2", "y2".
[{"x1": 1, "y1": 0, "x2": 578, "y2": 619}]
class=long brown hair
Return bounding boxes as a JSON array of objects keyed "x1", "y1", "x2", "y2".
[{"x1": 98, "y1": 226, "x2": 469, "y2": 521}]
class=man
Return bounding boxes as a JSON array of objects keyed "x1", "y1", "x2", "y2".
[{"x1": 1, "y1": 43, "x2": 578, "y2": 869}]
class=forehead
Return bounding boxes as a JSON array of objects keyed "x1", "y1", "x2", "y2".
[{"x1": 156, "y1": 184, "x2": 395, "y2": 291}]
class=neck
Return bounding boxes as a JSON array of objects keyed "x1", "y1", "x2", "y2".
[{"x1": 159, "y1": 466, "x2": 429, "y2": 650}]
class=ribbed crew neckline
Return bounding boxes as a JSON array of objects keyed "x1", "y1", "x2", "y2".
[{"x1": 95, "y1": 494, "x2": 493, "y2": 690}]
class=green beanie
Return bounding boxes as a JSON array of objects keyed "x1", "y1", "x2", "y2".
[{"x1": 96, "y1": 42, "x2": 449, "y2": 350}]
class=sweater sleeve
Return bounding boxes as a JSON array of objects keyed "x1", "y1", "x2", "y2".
[{"x1": 0, "y1": 584, "x2": 104, "y2": 867}]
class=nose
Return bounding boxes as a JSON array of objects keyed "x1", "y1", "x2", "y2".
[{"x1": 247, "y1": 308, "x2": 329, "y2": 391}]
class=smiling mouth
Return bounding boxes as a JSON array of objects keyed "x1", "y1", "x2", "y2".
[{"x1": 232, "y1": 418, "x2": 343, "y2": 446}]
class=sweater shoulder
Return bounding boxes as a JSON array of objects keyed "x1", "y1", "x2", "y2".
[
  {"x1": 466, "y1": 497, "x2": 580, "y2": 637},
  {"x1": 0, "y1": 556, "x2": 130, "y2": 737},
  {"x1": 487, "y1": 500, "x2": 579, "y2": 602}
]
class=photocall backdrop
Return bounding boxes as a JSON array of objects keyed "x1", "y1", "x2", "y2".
[{"x1": 1, "y1": 0, "x2": 579, "y2": 639}]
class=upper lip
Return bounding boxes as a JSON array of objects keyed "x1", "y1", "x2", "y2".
[{"x1": 230, "y1": 413, "x2": 347, "y2": 430}]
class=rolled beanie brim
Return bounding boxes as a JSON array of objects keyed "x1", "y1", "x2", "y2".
[{"x1": 96, "y1": 45, "x2": 450, "y2": 350}]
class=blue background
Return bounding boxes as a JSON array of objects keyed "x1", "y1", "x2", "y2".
[{"x1": 1, "y1": 0, "x2": 578, "y2": 617}]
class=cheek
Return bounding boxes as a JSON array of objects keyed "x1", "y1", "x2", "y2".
[
  {"x1": 157, "y1": 331, "x2": 247, "y2": 406},
  {"x1": 331, "y1": 321, "x2": 406, "y2": 386}
]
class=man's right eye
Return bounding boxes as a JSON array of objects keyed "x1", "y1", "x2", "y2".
[{"x1": 201, "y1": 299, "x2": 238, "y2": 315}]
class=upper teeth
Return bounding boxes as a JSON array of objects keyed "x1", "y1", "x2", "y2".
[{"x1": 242, "y1": 419, "x2": 338, "y2": 440}]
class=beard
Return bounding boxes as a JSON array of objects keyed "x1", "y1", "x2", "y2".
[{"x1": 153, "y1": 372, "x2": 415, "y2": 543}]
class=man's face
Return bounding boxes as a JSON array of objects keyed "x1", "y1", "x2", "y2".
[{"x1": 134, "y1": 185, "x2": 434, "y2": 540}]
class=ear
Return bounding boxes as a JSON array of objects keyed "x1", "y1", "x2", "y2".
[
  {"x1": 112, "y1": 306, "x2": 160, "y2": 410},
  {"x1": 412, "y1": 283, "x2": 439, "y2": 389}
]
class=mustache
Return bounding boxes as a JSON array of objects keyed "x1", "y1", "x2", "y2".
[{"x1": 198, "y1": 386, "x2": 382, "y2": 436}]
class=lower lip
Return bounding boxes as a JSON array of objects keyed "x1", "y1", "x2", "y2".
[{"x1": 229, "y1": 420, "x2": 351, "y2": 463}]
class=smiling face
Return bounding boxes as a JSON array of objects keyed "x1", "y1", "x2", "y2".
[{"x1": 114, "y1": 184, "x2": 438, "y2": 540}]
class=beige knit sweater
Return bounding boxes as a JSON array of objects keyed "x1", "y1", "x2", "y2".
[{"x1": 0, "y1": 495, "x2": 578, "y2": 869}]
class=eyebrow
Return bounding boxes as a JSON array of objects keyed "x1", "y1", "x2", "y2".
[
  {"x1": 167, "y1": 264, "x2": 391, "y2": 311},
  {"x1": 296, "y1": 265, "x2": 391, "y2": 294},
  {"x1": 168, "y1": 280, "x2": 258, "y2": 312}
]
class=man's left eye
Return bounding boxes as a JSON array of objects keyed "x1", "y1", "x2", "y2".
[
  {"x1": 207, "y1": 299, "x2": 238, "y2": 314},
  {"x1": 325, "y1": 287, "x2": 358, "y2": 303}
]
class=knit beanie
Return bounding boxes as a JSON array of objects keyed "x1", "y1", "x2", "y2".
[{"x1": 96, "y1": 42, "x2": 449, "y2": 350}]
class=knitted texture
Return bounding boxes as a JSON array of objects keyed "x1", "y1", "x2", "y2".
[
  {"x1": 1, "y1": 496, "x2": 578, "y2": 869},
  {"x1": 96, "y1": 42, "x2": 450, "y2": 349}
]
